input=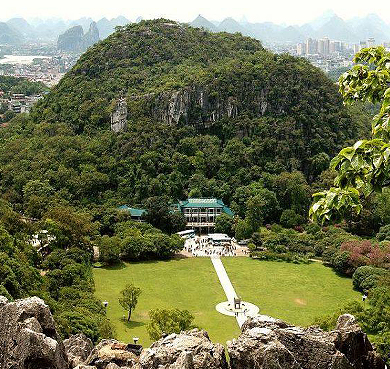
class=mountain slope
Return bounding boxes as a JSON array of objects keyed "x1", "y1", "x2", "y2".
[
  {"x1": 190, "y1": 15, "x2": 217, "y2": 32},
  {"x1": 34, "y1": 19, "x2": 264, "y2": 131},
  {"x1": 1, "y1": 18, "x2": 370, "y2": 211},
  {"x1": 217, "y1": 17, "x2": 248, "y2": 34},
  {"x1": 315, "y1": 15, "x2": 356, "y2": 42},
  {"x1": 6, "y1": 18, "x2": 36, "y2": 39},
  {"x1": 0, "y1": 22, "x2": 24, "y2": 45}
]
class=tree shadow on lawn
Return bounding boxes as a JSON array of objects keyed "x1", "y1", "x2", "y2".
[{"x1": 122, "y1": 319, "x2": 146, "y2": 329}]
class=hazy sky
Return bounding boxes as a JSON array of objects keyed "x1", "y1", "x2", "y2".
[{"x1": 1, "y1": 0, "x2": 390, "y2": 24}]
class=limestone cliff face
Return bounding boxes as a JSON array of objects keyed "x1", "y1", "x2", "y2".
[
  {"x1": 129, "y1": 84, "x2": 271, "y2": 128},
  {"x1": 57, "y1": 25, "x2": 84, "y2": 52},
  {"x1": 0, "y1": 296, "x2": 68, "y2": 369},
  {"x1": 57, "y1": 22, "x2": 100, "y2": 52},
  {"x1": 0, "y1": 296, "x2": 386, "y2": 369},
  {"x1": 83, "y1": 22, "x2": 100, "y2": 50}
]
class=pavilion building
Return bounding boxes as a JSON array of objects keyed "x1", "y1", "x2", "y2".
[
  {"x1": 118, "y1": 205, "x2": 146, "y2": 222},
  {"x1": 172, "y1": 198, "x2": 234, "y2": 234}
]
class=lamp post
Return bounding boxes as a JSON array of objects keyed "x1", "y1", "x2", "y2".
[{"x1": 362, "y1": 294, "x2": 367, "y2": 309}]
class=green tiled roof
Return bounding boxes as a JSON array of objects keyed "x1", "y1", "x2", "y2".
[
  {"x1": 176, "y1": 198, "x2": 234, "y2": 215},
  {"x1": 118, "y1": 205, "x2": 146, "y2": 217}
]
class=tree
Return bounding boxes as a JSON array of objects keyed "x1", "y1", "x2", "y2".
[
  {"x1": 99, "y1": 235, "x2": 121, "y2": 265},
  {"x1": 214, "y1": 213, "x2": 234, "y2": 236},
  {"x1": 310, "y1": 47, "x2": 390, "y2": 223},
  {"x1": 119, "y1": 283, "x2": 141, "y2": 322},
  {"x1": 146, "y1": 308, "x2": 195, "y2": 341},
  {"x1": 143, "y1": 196, "x2": 186, "y2": 234},
  {"x1": 235, "y1": 219, "x2": 253, "y2": 241},
  {"x1": 280, "y1": 209, "x2": 303, "y2": 229},
  {"x1": 245, "y1": 189, "x2": 279, "y2": 230}
]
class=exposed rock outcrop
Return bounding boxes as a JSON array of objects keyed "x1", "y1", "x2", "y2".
[
  {"x1": 64, "y1": 333, "x2": 94, "y2": 367},
  {"x1": 227, "y1": 314, "x2": 385, "y2": 369},
  {"x1": 57, "y1": 22, "x2": 100, "y2": 52},
  {"x1": 83, "y1": 22, "x2": 100, "y2": 50},
  {"x1": 0, "y1": 296, "x2": 385, "y2": 369},
  {"x1": 111, "y1": 97, "x2": 128, "y2": 132},
  {"x1": 84, "y1": 339, "x2": 139, "y2": 368},
  {"x1": 129, "y1": 84, "x2": 271, "y2": 129},
  {"x1": 139, "y1": 329, "x2": 228, "y2": 369},
  {"x1": 57, "y1": 25, "x2": 84, "y2": 52},
  {"x1": 0, "y1": 296, "x2": 68, "y2": 369}
]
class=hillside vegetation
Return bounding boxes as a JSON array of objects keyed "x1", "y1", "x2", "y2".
[{"x1": 1, "y1": 20, "x2": 371, "y2": 223}]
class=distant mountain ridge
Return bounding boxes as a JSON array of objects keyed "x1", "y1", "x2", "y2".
[
  {"x1": 190, "y1": 12, "x2": 390, "y2": 43},
  {"x1": 57, "y1": 22, "x2": 100, "y2": 52},
  {"x1": 2, "y1": 11, "x2": 390, "y2": 46},
  {"x1": 0, "y1": 16, "x2": 132, "y2": 45}
]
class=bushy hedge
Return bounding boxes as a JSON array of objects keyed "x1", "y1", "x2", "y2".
[
  {"x1": 251, "y1": 250, "x2": 310, "y2": 264},
  {"x1": 352, "y1": 266, "x2": 387, "y2": 292}
]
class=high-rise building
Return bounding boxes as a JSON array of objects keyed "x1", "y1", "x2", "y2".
[
  {"x1": 296, "y1": 42, "x2": 306, "y2": 56},
  {"x1": 330, "y1": 40, "x2": 342, "y2": 53},
  {"x1": 318, "y1": 38, "x2": 330, "y2": 55},
  {"x1": 360, "y1": 41, "x2": 368, "y2": 50},
  {"x1": 367, "y1": 38, "x2": 376, "y2": 47},
  {"x1": 306, "y1": 38, "x2": 318, "y2": 54}
]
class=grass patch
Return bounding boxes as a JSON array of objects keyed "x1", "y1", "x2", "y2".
[
  {"x1": 94, "y1": 257, "x2": 361, "y2": 346},
  {"x1": 93, "y1": 258, "x2": 239, "y2": 346},
  {"x1": 223, "y1": 258, "x2": 361, "y2": 326}
]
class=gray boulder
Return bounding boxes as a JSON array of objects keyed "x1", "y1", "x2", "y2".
[
  {"x1": 0, "y1": 296, "x2": 68, "y2": 369},
  {"x1": 64, "y1": 333, "x2": 94, "y2": 367},
  {"x1": 139, "y1": 329, "x2": 228, "y2": 369},
  {"x1": 227, "y1": 314, "x2": 385, "y2": 369},
  {"x1": 84, "y1": 339, "x2": 139, "y2": 368}
]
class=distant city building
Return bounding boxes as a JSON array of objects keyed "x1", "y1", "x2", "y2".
[
  {"x1": 367, "y1": 38, "x2": 376, "y2": 47},
  {"x1": 172, "y1": 198, "x2": 234, "y2": 234},
  {"x1": 360, "y1": 41, "x2": 368, "y2": 50},
  {"x1": 306, "y1": 38, "x2": 318, "y2": 55},
  {"x1": 296, "y1": 43, "x2": 306, "y2": 56},
  {"x1": 318, "y1": 38, "x2": 330, "y2": 55}
]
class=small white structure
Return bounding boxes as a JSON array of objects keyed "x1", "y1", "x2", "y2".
[
  {"x1": 207, "y1": 233, "x2": 231, "y2": 245},
  {"x1": 176, "y1": 229, "x2": 196, "y2": 239}
]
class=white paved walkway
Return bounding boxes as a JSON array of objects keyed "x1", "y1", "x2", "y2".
[{"x1": 210, "y1": 256, "x2": 247, "y2": 327}]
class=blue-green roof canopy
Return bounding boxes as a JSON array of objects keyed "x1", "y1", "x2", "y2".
[{"x1": 118, "y1": 205, "x2": 146, "y2": 217}]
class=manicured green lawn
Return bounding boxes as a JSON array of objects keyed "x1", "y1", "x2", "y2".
[
  {"x1": 94, "y1": 257, "x2": 361, "y2": 347},
  {"x1": 223, "y1": 258, "x2": 361, "y2": 326},
  {"x1": 93, "y1": 258, "x2": 240, "y2": 346}
]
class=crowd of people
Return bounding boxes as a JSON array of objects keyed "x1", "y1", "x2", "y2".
[{"x1": 183, "y1": 236, "x2": 239, "y2": 257}]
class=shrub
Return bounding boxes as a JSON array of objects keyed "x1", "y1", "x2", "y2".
[
  {"x1": 353, "y1": 266, "x2": 387, "y2": 292},
  {"x1": 251, "y1": 250, "x2": 309, "y2": 264},
  {"x1": 377, "y1": 224, "x2": 390, "y2": 241},
  {"x1": 280, "y1": 209, "x2": 303, "y2": 229},
  {"x1": 147, "y1": 308, "x2": 195, "y2": 341}
]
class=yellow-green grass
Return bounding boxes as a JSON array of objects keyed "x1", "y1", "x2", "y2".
[
  {"x1": 223, "y1": 258, "x2": 361, "y2": 326},
  {"x1": 93, "y1": 258, "x2": 240, "y2": 346},
  {"x1": 94, "y1": 257, "x2": 361, "y2": 347}
]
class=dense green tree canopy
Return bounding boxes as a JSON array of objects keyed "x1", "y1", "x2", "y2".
[{"x1": 310, "y1": 47, "x2": 390, "y2": 224}]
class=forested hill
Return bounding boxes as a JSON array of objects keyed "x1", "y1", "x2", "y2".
[
  {"x1": 0, "y1": 19, "x2": 370, "y2": 220},
  {"x1": 31, "y1": 19, "x2": 264, "y2": 132}
]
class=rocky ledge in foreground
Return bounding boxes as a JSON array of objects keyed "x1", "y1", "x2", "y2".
[{"x1": 0, "y1": 296, "x2": 386, "y2": 369}]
